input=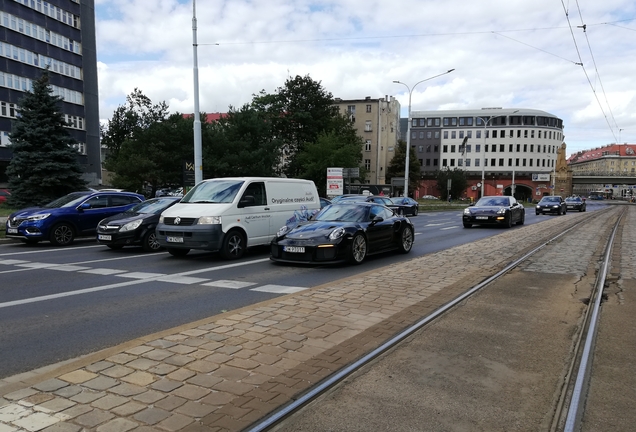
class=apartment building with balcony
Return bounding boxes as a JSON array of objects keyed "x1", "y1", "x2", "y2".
[
  {"x1": 332, "y1": 96, "x2": 401, "y2": 185},
  {"x1": 0, "y1": 0, "x2": 100, "y2": 186}
]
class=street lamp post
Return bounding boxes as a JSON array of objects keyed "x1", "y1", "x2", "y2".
[
  {"x1": 479, "y1": 110, "x2": 518, "y2": 198},
  {"x1": 192, "y1": 0, "x2": 203, "y2": 185},
  {"x1": 393, "y1": 69, "x2": 455, "y2": 198}
]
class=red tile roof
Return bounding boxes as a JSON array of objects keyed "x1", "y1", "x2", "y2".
[{"x1": 567, "y1": 144, "x2": 636, "y2": 164}]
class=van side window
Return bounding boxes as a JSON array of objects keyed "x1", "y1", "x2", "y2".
[{"x1": 242, "y1": 182, "x2": 267, "y2": 206}]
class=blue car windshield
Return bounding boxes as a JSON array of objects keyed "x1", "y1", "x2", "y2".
[
  {"x1": 315, "y1": 204, "x2": 368, "y2": 222},
  {"x1": 43, "y1": 192, "x2": 91, "y2": 208},
  {"x1": 129, "y1": 198, "x2": 179, "y2": 214},
  {"x1": 181, "y1": 180, "x2": 244, "y2": 204}
]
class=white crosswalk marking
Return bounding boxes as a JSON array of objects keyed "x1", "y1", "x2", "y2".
[
  {"x1": 251, "y1": 284, "x2": 307, "y2": 294},
  {"x1": 49, "y1": 265, "x2": 90, "y2": 272},
  {"x1": 0, "y1": 259, "x2": 29, "y2": 265},
  {"x1": 115, "y1": 272, "x2": 166, "y2": 279},
  {"x1": 16, "y1": 262, "x2": 57, "y2": 269},
  {"x1": 80, "y1": 268, "x2": 127, "y2": 275},
  {"x1": 202, "y1": 280, "x2": 257, "y2": 289},
  {"x1": 156, "y1": 275, "x2": 210, "y2": 285}
]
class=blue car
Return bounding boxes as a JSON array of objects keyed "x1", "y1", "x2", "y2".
[{"x1": 5, "y1": 191, "x2": 145, "y2": 246}]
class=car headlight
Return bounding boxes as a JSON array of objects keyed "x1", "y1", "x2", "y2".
[
  {"x1": 277, "y1": 225, "x2": 292, "y2": 237},
  {"x1": 536, "y1": 205, "x2": 540, "y2": 209},
  {"x1": 120, "y1": 219, "x2": 143, "y2": 232},
  {"x1": 159, "y1": 215, "x2": 165, "y2": 223},
  {"x1": 329, "y1": 227, "x2": 345, "y2": 240},
  {"x1": 27, "y1": 213, "x2": 50, "y2": 221},
  {"x1": 463, "y1": 208, "x2": 471, "y2": 215},
  {"x1": 197, "y1": 216, "x2": 222, "y2": 225},
  {"x1": 496, "y1": 208, "x2": 506, "y2": 214},
  {"x1": 552, "y1": 205, "x2": 559, "y2": 208}
]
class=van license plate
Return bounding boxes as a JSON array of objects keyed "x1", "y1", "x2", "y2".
[
  {"x1": 284, "y1": 246, "x2": 305, "y2": 253},
  {"x1": 98, "y1": 234, "x2": 111, "y2": 241},
  {"x1": 167, "y1": 236, "x2": 184, "y2": 243},
  {"x1": 7, "y1": 228, "x2": 17, "y2": 234}
]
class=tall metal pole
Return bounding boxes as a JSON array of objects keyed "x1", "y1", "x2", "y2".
[
  {"x1": 192, "y1": 0, "x2": 203, "y2": 185},
  {"x1": 480, "y1": 110, "x2": 518, "y2": 198},
  {"x1": 393, "y1": 69, "x2": 454, "y2": 198}
]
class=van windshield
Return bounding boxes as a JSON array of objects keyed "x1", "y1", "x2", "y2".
[{"x1": 181, "y1": 179, "x2": 244, "y2": 204}]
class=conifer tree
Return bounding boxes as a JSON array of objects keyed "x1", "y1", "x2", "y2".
[{"x1": 6, "y1": 72, "x2": 86, "y2": 208}]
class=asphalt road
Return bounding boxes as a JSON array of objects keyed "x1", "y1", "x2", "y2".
[{"x1": 0, "y1": 203, "x2": 605, "y2": 378}]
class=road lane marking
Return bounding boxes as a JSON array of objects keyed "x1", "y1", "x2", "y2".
[
  {"x1": 156, "y1": 275, "x2": 210, "y2": 285},
  {"x1": 80, "y1": 268, "x2": 128, "y2": 275},
  {"x1": 441, "y1": 226, "x2": 460, "y2": 230},
  {"x1": 0, "y1": 258, "x2": 271, "y2": 309},
  {"x1": 0, "y1": 244, "x2": 104, "y2": 256},
  {"x1": 251, "y1": 284, "x2": 307, "y2": 294},
  {"x1": 202, "y1": 280, "x2": 257, "y2": 289}
]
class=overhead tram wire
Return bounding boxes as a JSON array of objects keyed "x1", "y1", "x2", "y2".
[
  {"x1": 574, "y1": 0, "x2": 621, "y2": 135},
  {"x1": 560, "y1": 0, "x2": 619, "y2": 144}
]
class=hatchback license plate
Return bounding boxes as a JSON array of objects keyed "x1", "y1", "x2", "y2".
[
  {"x1": 167, "y1": 236, "x2": 184, "y2": 243},
  {"x1": 284, "y1": 246, "x2": 305, "y2": 253},
  {"x1": 476, "y1": 216, "x2": 488, "y2": 220},
  {"x1": 98, "y1": 234, "x2": 111, "y2": 241},
  {"x1": 7, "y1": 228, "x2": 18, "y2": 234}
]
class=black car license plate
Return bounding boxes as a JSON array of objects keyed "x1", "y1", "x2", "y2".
[{"x1": 283, "y1": 246, "x2": 305, "y2": 253}]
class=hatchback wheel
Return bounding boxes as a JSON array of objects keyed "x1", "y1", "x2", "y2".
[
  {"x1": 142, "y1": 230, "x2": 162, "y2": 252},
  {"x1": 49, "y1": 223, "x2": 74, "y2": 246}
]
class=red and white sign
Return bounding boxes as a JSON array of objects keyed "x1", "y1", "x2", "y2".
[{"x1": 327, "y1": 167, "x2": 343, "y2": 197}]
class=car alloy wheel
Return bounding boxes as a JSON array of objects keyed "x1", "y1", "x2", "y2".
[
  {"x1": 349, "y1": 233, "x2": 367, "y2": 264},
  {"x1": 399, "y1": 226, "x2": 414, "y2": 253},
  {"x1": 142, "y1": 230, "x2": 162, "y2": 252},
  {"x1": 50, "y1": 223, "x2": 74, "y2": 246},
  {"x1": 222, "y1": 230, "x2": 246, "y2": 260}
]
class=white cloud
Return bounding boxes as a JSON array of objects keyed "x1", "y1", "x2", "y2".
[{"x1": 94, "y1": 0, "x2": 636, "y2": 156}]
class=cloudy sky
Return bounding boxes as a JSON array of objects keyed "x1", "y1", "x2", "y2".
[{"x1": 94, "y1": 0, "x2": 636, "y2": 157}]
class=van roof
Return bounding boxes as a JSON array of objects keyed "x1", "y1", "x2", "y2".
[{"x1": 201, "y1": 177, "x2": 314, "y2": 183}]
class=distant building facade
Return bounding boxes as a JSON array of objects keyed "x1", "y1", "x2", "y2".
[
  {"x1": 332, "y1": 96, "x2": 401, "y2": 185},
  {"x1": 405, "y1": 107, "x2": 566, "y2": 200},
  {"x1": 0, "y1": 0, "x2": 100, "y2": 186}
]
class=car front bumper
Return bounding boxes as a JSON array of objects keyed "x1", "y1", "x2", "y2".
[{"x1": 156, "y1": 223, "x2": 224, "y2": 251}]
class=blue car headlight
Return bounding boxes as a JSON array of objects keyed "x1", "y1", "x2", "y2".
[
  {"x1": 27, "y1": 213, "x2": 50, "y2": 221},
  {"x1": 329, "y1": 227, "x2": 345, "y2": 240},
  {"x1": 120, "y1": 220, "x2": 143, "y2": 232}
]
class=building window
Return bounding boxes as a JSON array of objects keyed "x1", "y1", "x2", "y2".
[
  {"x1": 366, "y1": 104, "x2": 371, "y2": 113},
  {"x1": 459, "y1": 131, "x2": 464, "y2": 139},
  {"x1": 347, "y1": 105, "x2": 355, "y2": 114},
  {"x1": 443, "y1": 145, "x2": 448, "y2": 152},
  {"x1": 450, "y1": 159, "x2": 456, "y2": 167},
  {"x1": 475, "y1": 144, "x2": 481, "y2": 153},
  {"x1": 419, "y1": 119, "x2": 425, "y2": 126},
  {"x1": 467, "y1": 131, "x2": 472, "y2": 138},
  {"x1": 435, "y1": 131, "x2": 440, "y2": 138},
  {"x1": 451, "y1": 145, "x2": 456, "y2": 153},
  {"x1": 427, "y1": 131, "x2": 432, "y2": 139},
  {"x1": 411, "y1": 131, "x2": 416, "y2": 139},
  {"x1": 419, "y1": 131, "x2": 424, "y2": 139},
  {"x1": 418, "y1": 145, "x2": 424, "y2": 152},
  {"x1": 442, "y1": 159, "x2": 448, "y2": 167},
  {"x1": 365, "y1": 140, "x2": 371, "y2": 151},
  {"x1": 451, "y1": 131, "x2": 456, "y2": 139},
  {"x1": 443, "y1": 131, "x2": 448, "y2": 139},
  {"x1": 499, "y1": 144, "x2": 505, "y2": 152},
  {"x1": 426, "y1": 145, "x2": 431, "y2": 152},
  {"x1": 466, "y1": 144, "x2": 472, "y2": 153},
  {"x1": 524, "y1": 130, "x2": 528, "y2": 138},
  {"x1": 531, "y1": 130, "x2": 535, "y2": 138},
  {"x1": 433, "y1": 159, "x2": 438, "y2": 166},
  {"x1": 476, "y1": 131, "x2": 481, "y2": 139},
  {"x1": 364, "y1": 159, "x2": 371, "y2": 170},
  {"x1": 475, "y1": 159, "x2": 480, "y2": 167},
  {"x1": 466, "y1": 159, "x2": 471, "y2": 167},
  {"x1": 426, "y1": 159, "x2": 431, "y2": 166},
  {"x1": 365, "y1": 120, "x2": 372, "y2": 132},
  {"x1": 530, "y1": 144, "x2": 534, "y2": 152}
]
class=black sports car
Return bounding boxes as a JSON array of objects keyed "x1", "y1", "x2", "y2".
[
  {"x1": 270, "y1": 202, "x2": 414, "y2": 265},
  {"x1": 97, "y1": 197, "x2": 181, "y2": 251},
  {"x1": 463, "y1": 195, "x2": 525, "y2": 228},
  {"x1": 536, "y1": 196, "x2": 567, "y2": 215}
]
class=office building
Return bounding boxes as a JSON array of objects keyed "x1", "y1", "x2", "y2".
[{"x1": 0, "y1": 0, "x2": 100, "y2": 186}]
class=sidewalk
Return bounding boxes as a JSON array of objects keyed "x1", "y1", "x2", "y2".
[{"x1": 0, "y1": 211, "x2": 601, "y2": 432}]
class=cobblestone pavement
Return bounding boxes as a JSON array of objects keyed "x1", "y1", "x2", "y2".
[{"x1": 0, "y1": 208, "x2": 621, "y2": 432}]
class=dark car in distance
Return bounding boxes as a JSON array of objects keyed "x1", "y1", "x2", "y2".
[
  {"x1": 271, "y1": 202, "x2": 414, "y2": 265},
  {"x1": 536, "y1": 196, "x2": 567, "y2": 215},
  {"x1": 389, "y1": 197, "x2": 419, "y2": 216},
  {"x1": 97, "y1": 197, "x2": 181, "y2": 251},
  {"x1": 5, "y1": 191, "x2": 145, "y2": 245},
  {"x1": 565, "y1": 196, "x2": 586, "y2": 212},
  {"x1": 463, "y1": 196, "x2": 525, "y2": 228}
]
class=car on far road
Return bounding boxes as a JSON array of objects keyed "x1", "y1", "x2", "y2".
[
  {"x1": 389, "y1": 197, "x2": 419, "y2": 216},
  {"x1": 271, "y1": 202, "x2": 414, "y2": 265},
  {"x1": 421, "y1": 195, "x2": 439, "y2": 200},
  {"x1": 97, "y1": 197, "x2": 181, "y2": 251},
  {"x1": 462, "y1": 195, "x2": 525, "y2": 228},
  {"x1": 5, "y1": 191, "x2": 145, "y2": 245},
  {"x1": 536, "y1": 195, "x2": 567, "y2": 215},
  {"x1": 0, "y1": 188, "x2": 10, "y2": 204},
  {"x1": 565, "y1": 196, "x2": 586, "y2": 212}
]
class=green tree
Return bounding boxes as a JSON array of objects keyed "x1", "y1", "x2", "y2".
[
  {"x1": 251, "y1": 75, "x2": 340, "y2": 178},
  {"x1": 386, "y1": 140, "x2": 421, "y2": 195},
  {"x1": 202, "y1": 105, "x2": 283, "y2": 178},
  {"x1": 6, "y1": 72, "x2": 86, "y2": 208},
  {"x1": 108, "y1": 113, "x2": 194, "y2": 195},
  {"x1": 434, "y1": 167, "x2": 468, "y2": 200},
  {"x1": 101, "y1": 88, "x2": 169, "y2": 172}
]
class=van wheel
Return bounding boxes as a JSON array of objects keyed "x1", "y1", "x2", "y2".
[{"x1": 221, "y1": 230, "x2": 246, "y2": 260}]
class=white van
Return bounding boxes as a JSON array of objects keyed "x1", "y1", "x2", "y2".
[{"x1": 156, "y1": 177, "x2": 320, "y2": 259}]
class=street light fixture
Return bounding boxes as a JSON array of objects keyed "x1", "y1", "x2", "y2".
[
  {"x1": 393, "y1": 69, "x2": 455, "y2": 198},
  {"x1": 192, "y1": 0, "x2": 203, "y2": 185},
  {"x1": 479, "y1": 110, "x2": 518, "y2": 198}
]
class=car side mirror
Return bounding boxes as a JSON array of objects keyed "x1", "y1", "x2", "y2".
[
  {"x1": 371, "y1": 216, "x2": 384, "y2": 224},
  {"x1": 78, "y1": 203, "x2": 91, "y2": 211},
  {"x1": 238, "y1": 195, "x2": 256, "y2": 208}
]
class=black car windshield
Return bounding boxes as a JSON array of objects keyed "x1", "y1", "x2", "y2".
[
  {"x1": 565, "y1": 197, "x2": 581, "y2": 202},
  {"x1": 390, "y1": 198, "x2": 412, "y2": 205},
  {"x1": 475, "y1": 197, "x2": 509, "y2": 207},
  {"x1": 181, "y1": 179, "x2": 244, "y2": 203},
  {"x1": 540, "y1": 197, "x2": 560, "y2": 203},
  {"x1": 43, "y1": 192, "x2": 91, "y2": 208},
  {"x1": 315, "y1": 204, "x2": 368, "y2": 222},
  {"x1": 129, "y1": 197, "x2": 179, "y2": 214}
]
